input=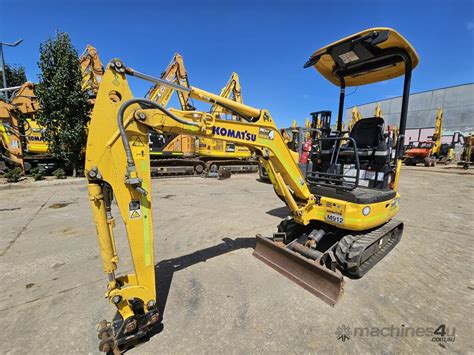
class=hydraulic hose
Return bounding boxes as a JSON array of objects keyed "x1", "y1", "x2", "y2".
[{"x1": 117, "y1": 98, "x2": 199, "y2": 167}]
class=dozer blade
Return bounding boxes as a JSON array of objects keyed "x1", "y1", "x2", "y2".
[{"x1": 253, "y1": 234, "x2": 344, "y2": 306}]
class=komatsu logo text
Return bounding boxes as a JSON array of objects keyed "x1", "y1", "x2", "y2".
[{"x1": 212, "y1": 126, "x2": 256, "y2": 142}]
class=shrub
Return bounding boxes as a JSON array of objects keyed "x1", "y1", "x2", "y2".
[
  {"x1": 52, "y1": 168, "x2": 66, "y2": 179},
  {"x1": 30, "y1": 167, "x2": 44, "y2": 181},
  {"x1": 4, "y1": 167, "x2": 22, "y2": 183}
]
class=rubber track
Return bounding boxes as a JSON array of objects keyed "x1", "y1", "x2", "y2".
[{"x1": 335, "y1": 219, "x2": 403, "y2": 278}]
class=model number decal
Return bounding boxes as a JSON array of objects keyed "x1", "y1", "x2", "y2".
[{"x1": 325, "y1": 213, "x2": 344, "y2": 225}]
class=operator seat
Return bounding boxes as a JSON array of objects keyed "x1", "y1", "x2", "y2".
[{"x1": 341, "y1": 117, "x2": 385, "y2": 159}]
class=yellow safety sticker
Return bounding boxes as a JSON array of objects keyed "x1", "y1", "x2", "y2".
[
  {"x1": 130, "y1": 135, "x2": 147, "y2": 160},
  {"x1": 132, "y1": 136, "x2": 145, "y2": 147}
]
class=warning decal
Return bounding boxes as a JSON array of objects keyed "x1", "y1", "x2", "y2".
[
  {"x1": 129, "y1": 200, "x2": 142, "y2": 219},
  {"x1": 132, "y1": 136, "x2": 145, "y2": 147},
  {"x1": 130, "y1": 135, "x2": 147, "y2": 160}
]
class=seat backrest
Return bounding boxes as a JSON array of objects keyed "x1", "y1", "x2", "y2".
[{"x1": 350, "y1": 117, "x2": 385, "y2": 149}]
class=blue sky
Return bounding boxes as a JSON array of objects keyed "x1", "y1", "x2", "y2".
[{"x1": 1, "y1": 0, "x2": 473, "y2": 127}]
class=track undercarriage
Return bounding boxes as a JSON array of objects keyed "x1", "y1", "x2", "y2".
[
  {"x1": 254, "y1": 217, "x2": 403, "y2": 305},
  {"x1": 149, "y1": 157, "x2": 258, "y2": 177}
]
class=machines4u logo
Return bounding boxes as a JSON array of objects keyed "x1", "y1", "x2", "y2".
[
  {"x1": 335, "y1": 324, "x2": 456, "y2": 343},
  {"x1": 212, "y1": 126, "x2": 256, "y2": 142},
  {"x1": 335, "y1": 325, "x2": 351, "y2": 342}
]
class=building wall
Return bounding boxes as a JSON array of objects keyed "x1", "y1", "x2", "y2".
[{"x1": 345, "y1": 83, "x2": 474, "y2": 144}]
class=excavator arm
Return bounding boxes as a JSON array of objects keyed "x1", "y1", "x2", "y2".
[
  {"x1": 210, "y1": 72, "x2": 242, "y2": 117},
  {"x1": 431, "y1": 108, "x2": 443, "y2": 156},
  {"x1": 145, "y1": 53, "x2": 194, "y2": 110},
  {"x1": 79, "y1": 45, "x2": 105, "y2": 98}
]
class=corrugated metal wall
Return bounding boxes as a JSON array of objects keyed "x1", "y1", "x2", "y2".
[{"x1": 345, "y1": 83, "x2": 474, "y2": 139}]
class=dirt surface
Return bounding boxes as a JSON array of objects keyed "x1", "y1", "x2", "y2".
[{"x1": 0, "y1": 169, "x2": 473, "y2": 354}]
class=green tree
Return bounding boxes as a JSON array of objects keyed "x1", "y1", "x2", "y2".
[
  {"x1": 35, "y1": 32, "x2": 90, "y2": 176},
  {"x1": 0, "y1": 63, "x2": 27, "y2": 99}
]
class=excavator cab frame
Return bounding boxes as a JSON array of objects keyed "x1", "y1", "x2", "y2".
[{"x1": 304, "y1": 27, "x2": 418, "y2": 191}]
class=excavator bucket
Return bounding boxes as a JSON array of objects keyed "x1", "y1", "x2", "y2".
[{"x1": 253, "y1": 234, "x2": 344, "y2": 306}]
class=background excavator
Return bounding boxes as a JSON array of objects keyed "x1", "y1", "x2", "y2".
[
  {"x1": 145, "y1": 53, "x2": 203, "y2": 175},
  {"x1": 197, "y1": 72, "x2": 259, "y2": 173},
  {"x1": 404, "y1": 108, "x2": 445, "y2": 166},
  {"x1": 0, "y1": 82, "x2": 55, "y2": 172},
  {"x1": 347, "y1": 104, "x2": 383, "y2": 133},
  {"x1": 347, "y1": 106, "x2": 362, "y2": 132},
  {"x1": 84, "y1": 27, "x2": 418, "y2": 353},
  {"x1": 146, "y1": 53, "x2": 257, "y2": 176},
  {"x1": 0, "y1": 44, "x2": 104, "y2": 173}
]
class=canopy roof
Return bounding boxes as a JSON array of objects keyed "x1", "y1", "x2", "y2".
[{"x1": 304, "y1": 28, "x2": 419, "y2": 86}]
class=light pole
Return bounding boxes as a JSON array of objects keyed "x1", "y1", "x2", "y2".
[{"x1": 0, "y1": 39, "x2": 23, "y2": 101}]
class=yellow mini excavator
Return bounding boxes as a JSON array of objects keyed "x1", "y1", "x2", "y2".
[{"x1": 85, "y1": 28, "x2": 418, "y2": 353}]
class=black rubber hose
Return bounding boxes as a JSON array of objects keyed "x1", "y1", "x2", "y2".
[{"x1": 117, "y1": 98, "x2": 199, "y2": 167}]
